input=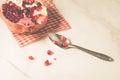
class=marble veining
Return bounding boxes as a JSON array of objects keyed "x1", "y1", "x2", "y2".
[{"x1": 70, "y1": 0, "x2": 120, "y2": 47}]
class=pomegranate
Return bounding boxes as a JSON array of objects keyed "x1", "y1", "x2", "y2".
[{"x1": 0, "y1": 0, "x2": 48, "y2": 34}]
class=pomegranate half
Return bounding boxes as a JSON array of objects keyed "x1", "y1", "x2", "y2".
[{"x1": 0, "y1": 0, "x2": 48, "y2": 34}]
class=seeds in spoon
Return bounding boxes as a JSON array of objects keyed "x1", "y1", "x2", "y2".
[
  {"x1": 62, "y1": 41, "x2": 69, "y2": 47},
  {"x1": 60, "y1": 36, "x2": 66, "y2": 41},
  {"x1": 53, "y1": 40, "x2": 59, "y2": 45}
]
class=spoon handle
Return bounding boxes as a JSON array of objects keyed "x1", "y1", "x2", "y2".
[{"x1": 71, "y1": 44, "x2": 114, "y2": 61}]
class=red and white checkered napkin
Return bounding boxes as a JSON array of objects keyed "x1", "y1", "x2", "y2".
[{"x1": 12, "y1": 0, "x2": 71, "y2": 47}]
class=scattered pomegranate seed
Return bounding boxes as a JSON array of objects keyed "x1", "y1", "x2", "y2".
[
  {"x1": 62, "y1": 41, "x2": 69, "y2": 47},
  {"x1": 61, "y1": 36, "x2": 66, "y2": 41},
  {"x1": 44, "y1": 60, "x2": 51, "y2": 66},
  {"x1": 47, "y1": 50, "x2": 54, "y2": 55},
  {"x1": 28, "y1": 56, "x2": 35, "y2": 60}
]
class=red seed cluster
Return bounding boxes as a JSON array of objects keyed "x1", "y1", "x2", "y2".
[
  {"x1": 2, "y1": 0, "x2": 42, "y2": 23},
  {"x1": 60, "y1": 36, "x2": 69, "y2": 47},
  {"x1": 53, "y1": 36, "x2": 69, "y2": 47},
  {"x1": 22, "y1": 0, "x2": 35, "y2": 5},
  {"x1": 2, "y1": 1, "x2": 24, "y2": 23}
]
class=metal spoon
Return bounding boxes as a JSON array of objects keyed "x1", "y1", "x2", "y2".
[{"x1": 48, "y1": 32, "x2": 114, "y2": 62}]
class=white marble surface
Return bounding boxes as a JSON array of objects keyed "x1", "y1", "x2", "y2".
[{"x1": 0, "y1": 0, "x2": 120, "y2": 80}]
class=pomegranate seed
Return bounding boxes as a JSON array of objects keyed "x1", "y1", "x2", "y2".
[
  {"x1": 61, "y1": 36, "x2": 66, "y2": 41},
  {"x1": 30, "y1": 7, "x2": 35, "y2": 11},
  {"x1": 25, "y1": 0, "x2": 29, "y2": 4},
  {"x1": 29, "y1": 7, "x2": 35, "y2": 16},
  {"x1": 37, "y1": 2, "x2": 42, "y2": 7},
  {"x1": 62, "y1": 41, "x2": 69, "y2": 47},
  {"x1": 38, "y1": 14, "x2": 42, "y2": 17},
  {"x1": 9, "y1": 8, "x2": 13, "y2": 12},
  {"x1": 24, "y1": 9, "x2": 30, "y2": 17},
  {"x1": 8, "y1": 1, "x2": 12, "y2": 4},
  {"x1": 9, "y1": 2, "x2": 15, "y2": 6},
  {"x1": 23, "y1": 9, "x2": 27, "y2": 14},
  {"x1": 47, "y1": 50, "x2": 54, "y2": 55},
  {"x1": 13, "y1": 12, "x2": 18, "y2": 16},
  {"x1": 28, "y1": 1, "x2": 32, "y2": 4},
  {"x1": 28, "y1": 56, "x2": 35, "y2": 60},
  {"x1": 13, "y1": 18, "x2": 19, "y2": 23},
  {"x1": 28, "y1": 0, "x2": 34, "y2": 5},
  {"x1": 2, "y1": 4, "x2": 8, "y2": 10},
  {"x1": 23, "y1": 0, "x2": 34, "y2": 5},
  {"x1": 17, "y1": 6, "x2": 21, "y2": 10},
  {"x1": 53, "y1": 40, "x2": 59, "y2": 45},
  {"x1": 17, "y1": 10, "x2": 23, "y2": 14},
  {"x1": 44, "y1": 60, "x2": 51, "y2": 66},
  {"x1": 22, "y1": 1, "x2": 26, "y2": 7},
  {"x1": 19, "y1": 14, "x2": 24, "y2": 18},
  {"x1": 32, "y1": 16, "x2": 38, "y2": 22},
  {"x1": 36, "y1": 7, "x2": 42, "y2": 11}
]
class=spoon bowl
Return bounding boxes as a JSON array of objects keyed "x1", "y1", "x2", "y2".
[{"x1": 48, "y1": 32, "x2": 114, "y2": 62}]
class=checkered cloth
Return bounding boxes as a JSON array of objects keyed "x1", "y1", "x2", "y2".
[{"x1": 12, "y1": 0, "x2": 71, "y2": 47}]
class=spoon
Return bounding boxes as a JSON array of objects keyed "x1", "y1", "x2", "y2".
[{"x1": 48, "y1": 32, "x2": 114, "y2": 62}]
